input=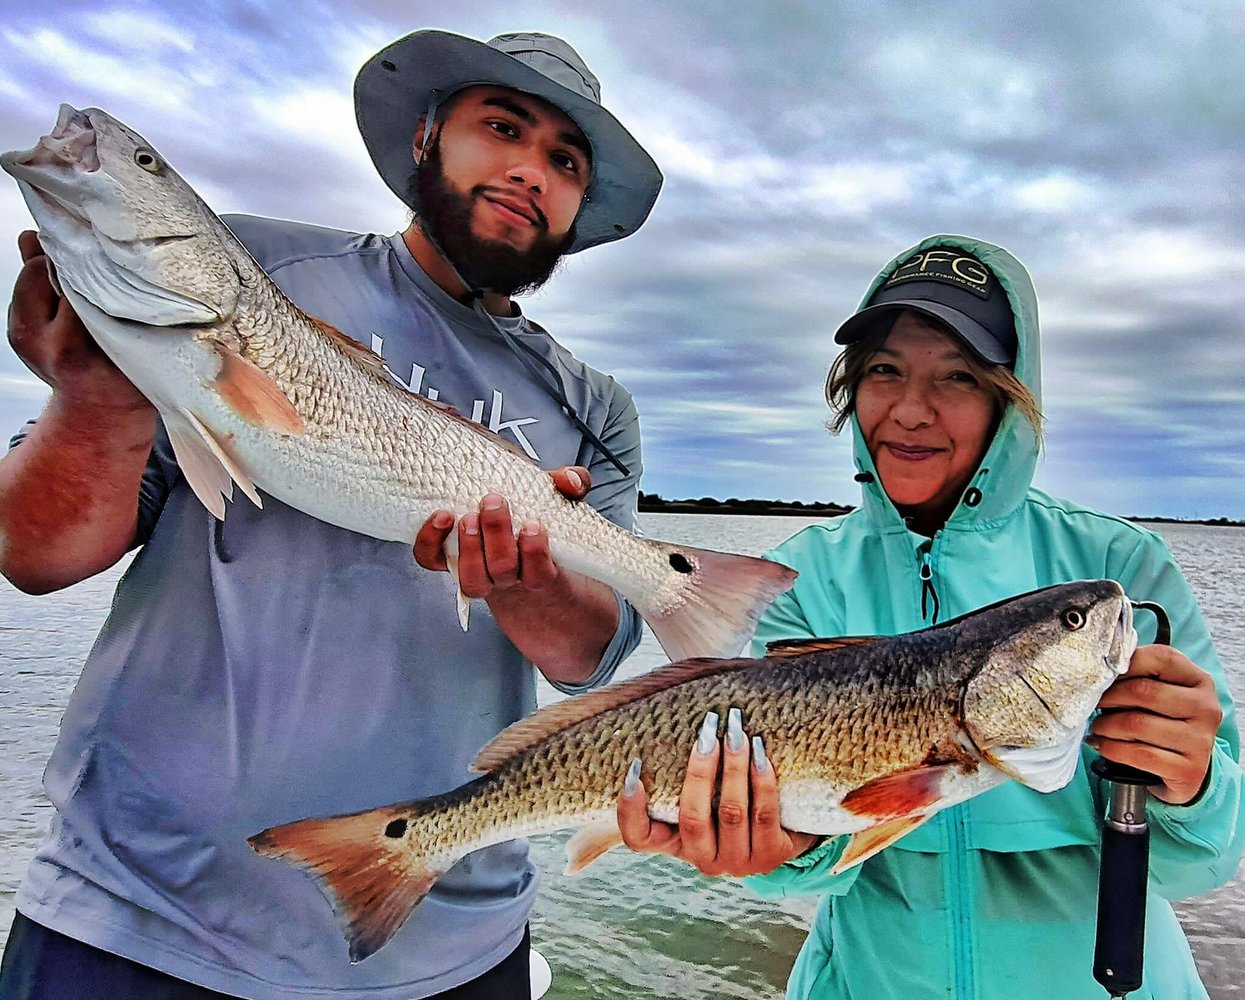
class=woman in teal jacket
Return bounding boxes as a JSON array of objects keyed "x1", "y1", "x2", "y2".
[{"x1": 617, "y1": 235, "x2": 1242, "y2": 999}]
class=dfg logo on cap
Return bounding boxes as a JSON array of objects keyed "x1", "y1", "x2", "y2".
[{"x1": 884, "y1": 249, "x2": 992, "y2": 300}]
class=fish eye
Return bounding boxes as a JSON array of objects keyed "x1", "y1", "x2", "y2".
[
  {"x1": 134, "y1": 149, "x2": 162, "y2": 173},
  {"x1": 1061, "y1": 608, "x2": 1087, "y2": 630}
]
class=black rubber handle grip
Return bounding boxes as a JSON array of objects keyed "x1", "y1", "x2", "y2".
[{"x1": 1093, "y1": 823, "x2": 1150, "y2": 996}]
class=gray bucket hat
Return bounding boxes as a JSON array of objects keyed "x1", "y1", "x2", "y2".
[{"x1": 355, "y1": 30, "x2": 663, "y2": 254}]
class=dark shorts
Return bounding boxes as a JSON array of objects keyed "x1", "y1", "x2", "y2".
[{"x1": 0, "y1": 912, "x2": 532, "y2": 1000}]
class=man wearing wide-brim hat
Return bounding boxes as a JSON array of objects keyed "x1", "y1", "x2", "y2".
[{"x1": 0, "y1": 29, "x2": 661, "y2": 1000}]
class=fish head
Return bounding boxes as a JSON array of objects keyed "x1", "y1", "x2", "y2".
[
  {"x1": 961, "y1": 580, "x2": 1137, "y2": 793},
  {"x1": 1, "y1": 105, "x2": 239, "y2": 326}
]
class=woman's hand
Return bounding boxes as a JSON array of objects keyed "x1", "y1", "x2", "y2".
[
  {"x1": 1090, "y1": 644, "x2": 1224, "y2": 805},
  {"x1": 616, "y1": 708, "x2": 818, "y2": 877}
]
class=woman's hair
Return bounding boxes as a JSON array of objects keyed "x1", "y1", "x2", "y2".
[{"x1": 824, "y1": 310, "x2": 1044, "y2": 439}]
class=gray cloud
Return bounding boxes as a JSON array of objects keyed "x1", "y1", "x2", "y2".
[{"x1": 1, "y1": 0, "x2": 1242, "y2": 518}]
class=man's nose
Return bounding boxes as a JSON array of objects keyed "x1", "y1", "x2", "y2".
[{"x1": 507, "y1": 155, "x2": 547, "y2": 195}]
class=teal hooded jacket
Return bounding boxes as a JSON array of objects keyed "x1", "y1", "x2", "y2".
[{"x1": 743, "y1": 235, "x2": 1243, "y2": 1000}]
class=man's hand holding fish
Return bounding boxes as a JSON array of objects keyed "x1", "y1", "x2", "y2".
[
  {"x1": 0, "y1": 27, "x2": 793, "y2": 1000},
  {"x1": 413, "y1": 469, "x2": 625, "y2": 682}
]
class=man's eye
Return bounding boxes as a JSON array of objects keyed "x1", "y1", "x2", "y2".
[
  {"x1": 488, "y1": 120, "x2": 518, "y2": 137},
  {"x1": 552, "y1": 152, "x2": 580, "y2": 172}
]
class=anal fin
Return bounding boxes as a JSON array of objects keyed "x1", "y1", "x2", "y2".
[
  {"x1": 832, "y1": 814, "x2": 933, "y2": 874},
  {"x1": 442, "y1": 532, "x2": 470, "y2": 630},
  {"x1": 564, "y1": 820, "x2": 625, "y2": 875}
]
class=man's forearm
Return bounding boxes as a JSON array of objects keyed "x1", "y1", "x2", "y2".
[
  {"x1": 0, "y1": 393, "x2": 156, "y2": 593},
  {"x1": 487, "y1": 570, "x2": 620, "y2": 685}
]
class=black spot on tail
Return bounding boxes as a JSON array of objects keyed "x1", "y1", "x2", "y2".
[
  {"x1": 669, "y1": 553, "x2": 695, "y2": 574},
  {"x1": 384, "y1": 818, "x2": 408, "y2": 839}
]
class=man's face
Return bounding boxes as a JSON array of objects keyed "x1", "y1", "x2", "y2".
[{"x1": 412, "y1": 84, "x2": 592, "y2": 295}]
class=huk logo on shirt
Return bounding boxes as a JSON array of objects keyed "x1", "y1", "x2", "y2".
[
  {"x1": 370, "y1": 334, "x2": 542, "y2": 460},
  {"x1": 885, "y1": 248, "x2": 993, "y2": 300}
]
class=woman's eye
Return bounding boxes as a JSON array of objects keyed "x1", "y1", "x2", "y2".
[
  {"x1": 866, "y1": 362, "x2": 899, "y2": 376},
  {"x1": 947, "y1": 371, "x2": 979, "y2": 385}
]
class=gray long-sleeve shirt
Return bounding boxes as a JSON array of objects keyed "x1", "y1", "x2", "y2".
[{"x1": 13, "y1": 216, "x2": 643, "y2": 998}]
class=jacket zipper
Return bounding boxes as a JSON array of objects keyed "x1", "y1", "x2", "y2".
[
  {"x1": 917, "y1": 539, "x2": 940, "y2": 623},
  {"x1": 948, "y1": 811, "x2": 975, "y2": 1000}
]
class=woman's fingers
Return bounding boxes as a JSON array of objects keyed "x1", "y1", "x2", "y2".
[
  {"x1": 677, "y1": 711, "x2": 723, "y2": 869},
  {"x1": 713, "y1": 708, "x2": 753, "y2": 875}
]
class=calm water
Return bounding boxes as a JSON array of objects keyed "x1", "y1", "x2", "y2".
[{"x1": 1, "y1": 514, "x2": 1242, "y2": 998}]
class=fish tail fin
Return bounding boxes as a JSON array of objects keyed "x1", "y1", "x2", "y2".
[
  {"x1": 248, "y1": 801, "x2": 454, "y2": 963},
  {"x1": 642, "y1": 543, "x2": 798, "y2": 660}
]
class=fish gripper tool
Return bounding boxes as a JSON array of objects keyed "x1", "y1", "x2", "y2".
[{"x1": 1091, "y1": 600, "x2": 1169, "y2": 998}]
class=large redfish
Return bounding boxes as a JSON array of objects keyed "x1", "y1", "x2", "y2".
[
  {"x1": 1, "y1": 106, "x2": 796, "y2": 660},
  {"x1": 250, "y1": 579, "x2": 1136, "y2": 961}
]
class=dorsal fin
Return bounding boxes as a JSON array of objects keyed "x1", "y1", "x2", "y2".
[
  {"x1": 764, "y1": 635, "x2": 881, "y2": 659},
  {"x1": 471, "y1": 657, "x2": 757, "y2": 772},
  {"x1": 305, "y1": 315, "x2": 538, "y2": 465},
  {"x1": 415, "y1": 393, "x2": 535, "y2": 463},
  {"x1": 308, "y1": 315, "x2": 389, "y2": 380}
]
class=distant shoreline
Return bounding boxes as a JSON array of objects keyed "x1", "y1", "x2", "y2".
[{"x1": 637, "y1": 494, "x2": 1245, "y2": 527}]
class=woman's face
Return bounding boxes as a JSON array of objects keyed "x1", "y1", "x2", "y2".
[{"x1": 855, "y1": 311, "x2": 1000, "y2": 533}]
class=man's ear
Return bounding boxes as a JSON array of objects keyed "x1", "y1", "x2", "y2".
[{"x1": 412, "y1": 114, "x2": 428, "y2": 161}]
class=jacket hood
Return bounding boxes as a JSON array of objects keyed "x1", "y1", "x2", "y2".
[{"x1": 846, "y1": 234, "x2": 1041, "y2": 533}]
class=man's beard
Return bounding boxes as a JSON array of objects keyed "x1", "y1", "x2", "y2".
[{"x1": 408, "y1": 140, "x2": 575, "y2": 297}]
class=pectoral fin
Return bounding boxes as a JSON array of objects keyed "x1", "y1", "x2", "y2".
[
  {"x1": 832, "y1": 814, "x2": 933, "y2": 875},
  {"x1": 213, "y1": 345, "x2": 305, "y2": 435}
]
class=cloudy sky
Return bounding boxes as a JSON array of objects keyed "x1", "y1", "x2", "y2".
[{"x1": 2, "y1": 1, "x2": 1243, "y2": 519}]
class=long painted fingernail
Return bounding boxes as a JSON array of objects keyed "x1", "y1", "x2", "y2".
[
  {"x1": 623, "y1": 758, "x2": 641, "y2": 796},
  {"x1": 727, "y1": 708, "x2": 744, "y2": 751},
  {"x1": 696, "y1": 711, "x2": 719, "y2": 755},
  {"x1": 752, "y1": 735, "x2": 769, "y2": 772}
]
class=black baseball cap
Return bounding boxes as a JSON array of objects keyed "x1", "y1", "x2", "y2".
[{"x1": 833, "y1": 246, "x2": 1017, "y2": 365}]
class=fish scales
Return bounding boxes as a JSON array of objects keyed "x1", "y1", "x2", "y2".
[
  {"x1": 3, "y1": 105, "x2": 798, "y2": 662},
  {"x1": 243, "y1": 579, "x2": 1135, "y2": 962}
]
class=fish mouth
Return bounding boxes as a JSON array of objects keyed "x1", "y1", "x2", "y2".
[
  {"x1": 1, "y1": 105, "x2": 98, "y2": 178},
  {"x1": 1106, "y1": 600, "x2": 1135, "y2": 677},
  {"x1": 1, "y1": 105, "x2": 101, "y2": 228}
]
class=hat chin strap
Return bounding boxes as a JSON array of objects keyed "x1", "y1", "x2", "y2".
[{"x1": 412, "y1": 93, "x2": 630, "y2": 480}]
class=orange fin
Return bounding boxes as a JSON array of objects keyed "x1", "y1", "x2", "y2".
[
  {"x1": 308, "y1": 315, "x2": 389, "y2": 381},
  {"x1": 831, "y1": 814, "x2": 934, "y2": 874},
  {"x1": 248, "y1": 803, "x2": 446, "y2": 963},
  {"x1": 213, "y1": 345, "x2": 305, "y2": 435},
  {"x1": 840, "y1": 765, "x2": 950, "y2": 821},
  {"x1": 643, "y1": 545, "x2": 798, "y2": 662},
  {"x1": 564, "y1": 820, "x2": 625, "y2": 875},
  {"x1": 472, "y1": 657, "x2": 757, "y2": 772},
  {"x1": 414, "y1": 393, "x2": 536, "y2": 462},
  {"x1": 764, "y1": 635, "x2": 882, "y2": 659}
]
